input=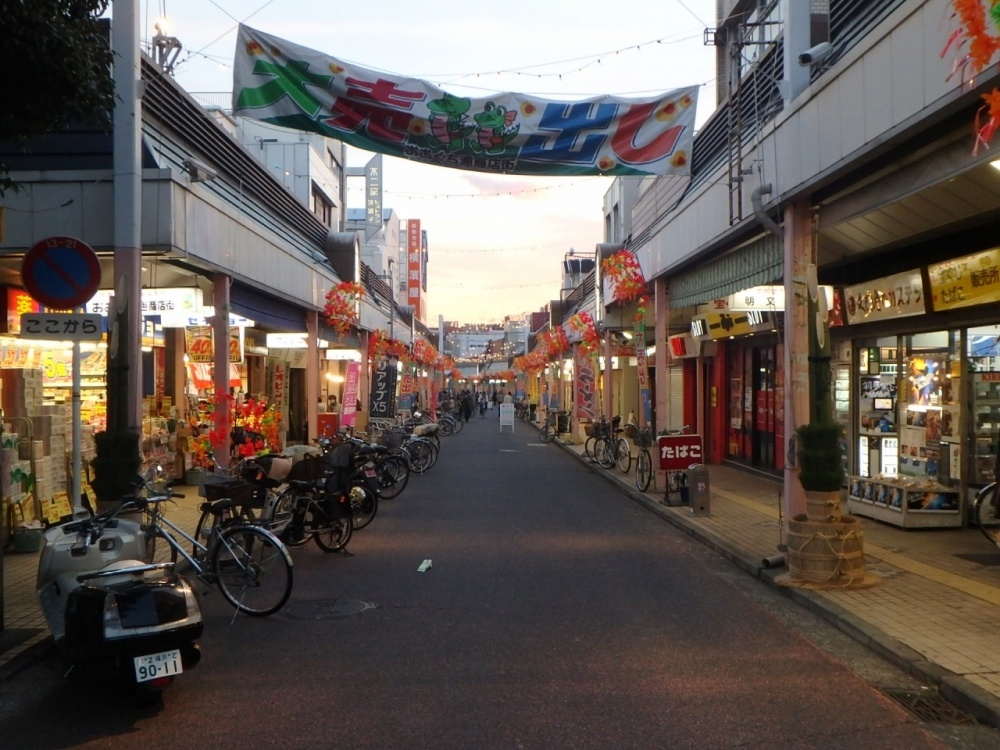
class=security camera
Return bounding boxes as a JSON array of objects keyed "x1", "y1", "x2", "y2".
[
  {"x1": 798, "y1": 41, "x2": 833, "y2": 67},
  {"x1": 182, "y1": 158, "x2": 218, "y2": 183}
]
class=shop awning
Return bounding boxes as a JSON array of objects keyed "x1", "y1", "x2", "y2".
[
  {"x1": 669, "y1": 234, "x2": 782, "y2": 309},
  {"x1": 230, "y1": 283, "x2": 305, "y2": 332}
]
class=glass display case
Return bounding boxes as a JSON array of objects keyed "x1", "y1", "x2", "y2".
[
  {"x1": 848, "y1": 331, "x2": 963, "y2": 528},
  {"x1": 968, "y1": 324, "x2": 1000, "y2": 485}
]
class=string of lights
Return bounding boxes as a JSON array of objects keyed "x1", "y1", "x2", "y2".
[{"x1": 166, "y1": 17, "x2": 708, "y2": 99}]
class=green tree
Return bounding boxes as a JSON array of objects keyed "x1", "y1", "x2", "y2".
[{"x1": 0, "y1": 0, "x2": 114, "y2": 193}]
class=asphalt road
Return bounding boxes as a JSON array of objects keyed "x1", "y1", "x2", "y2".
[{"x1": 1, "y1": 416, "x2": 996, "y2": 749}]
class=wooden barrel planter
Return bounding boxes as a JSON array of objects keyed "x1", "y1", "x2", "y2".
[
  {"x1": 787, "y1": 514, "x2": 865, "y2": 585},
  {"x1": 805, "y1": 490, "x2": 843, "y2": 523}
]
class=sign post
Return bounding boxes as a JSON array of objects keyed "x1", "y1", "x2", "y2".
[{"x1": 20, "y1": 236, "x2": 103, "y2": 515}]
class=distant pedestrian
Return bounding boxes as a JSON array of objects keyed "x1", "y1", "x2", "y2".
[{"x1": 478, "y1": 392, "x2": 488, "y2": 417}]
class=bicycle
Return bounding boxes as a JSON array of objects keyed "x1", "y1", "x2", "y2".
[
  {"x1": 974, "y1": 481, "x2": 1000, "y2": 546},
  {"x1": 539, "y1": 410, "x2": 568, "y2": 443},
  {"x1": 631, "y1": 426, "x2": 655, "y2": 492},
  {"x1": 596, "y1": 422, "x2": 632, "y2": 474},
  {"x1": 585, "y1": 415, "x2": 620, "y2": 460},
  {"x1": 139, "y1": 472, "x2": 294, "y2": 617},
  {"x1": 661, "y1": 426, "x2": 693, "y2": 501}
]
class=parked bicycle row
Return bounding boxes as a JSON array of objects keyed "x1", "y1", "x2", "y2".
[
  {"x1": 35, "y1": 408, "x2": 468, "y2": 706},
  {"x1": 538, "y1": 412, "x2": 695, "y2": 496}
]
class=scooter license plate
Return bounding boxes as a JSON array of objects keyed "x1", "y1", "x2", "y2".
[{"x1": 134, "y1": 649, "x2": 183, "y2": 683}]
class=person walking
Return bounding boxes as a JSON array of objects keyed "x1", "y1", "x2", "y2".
[{"x1": 478, "y1": 391, "x2": 488, "y2": 418}]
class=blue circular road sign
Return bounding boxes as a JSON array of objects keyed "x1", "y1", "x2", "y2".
[{"x1": 21, "y1": 236, "x2": 102, "y2": 309}]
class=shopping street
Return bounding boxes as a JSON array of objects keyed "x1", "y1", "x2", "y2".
[{"x1": 2, "y1": 442, "x2": 1000, "y2": 729}]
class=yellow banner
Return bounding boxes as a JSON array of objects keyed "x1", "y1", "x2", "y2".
[{"x1": 928, "y1": 248, "x2": 1000, "y2": 311}]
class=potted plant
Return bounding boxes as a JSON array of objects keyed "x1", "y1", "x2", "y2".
[
  {"x1": 90, "y1": 430, "x2": 141, "y2": 511},
  {"x1": 785, "y1": 269, "x2": 868, "y2": 587}
]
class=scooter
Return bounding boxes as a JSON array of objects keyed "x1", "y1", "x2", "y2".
[{"x1": 36, "y1": 492, "x2": 203, "y2": 705}]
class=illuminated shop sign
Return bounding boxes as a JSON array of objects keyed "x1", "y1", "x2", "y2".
[
  {"x1": 928, "y1": 247, "x2": 1000, "y2": 311},
  {"x1": 843, "y1": 269, "x2": 924, "y2": 324},
  {"x1": 87, "y1": 287, "x2": 202, "y2": 317}
]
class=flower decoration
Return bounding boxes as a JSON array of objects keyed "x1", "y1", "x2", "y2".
[
  {"x1": 944, "y1": 1, "x2": 1000, "y2": 151},
  {"x1": 601, "y1": 249, "x2": 646, "y2": 303},
  {"x1": 567, "y1": 311, "x2": 600, "y2": 355},
  {"x1": 368, "y1": 329, "x2": 408, "y2": 362},
  {"x1": 189, "y1": 393, "x2": 281, "y2": 468},
  {"x1": 633, "y1": 294, "x2": 649, "y2": 325},
  {"x1": 323, "y1": 281, "x2": 365, "y2": 337}
]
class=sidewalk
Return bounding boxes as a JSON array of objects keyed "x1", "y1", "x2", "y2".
[{"x1": 554, "y1": 439, "x2": 1000, "y2": 728}]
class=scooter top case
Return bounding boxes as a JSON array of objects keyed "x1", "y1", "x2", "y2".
[
  {"x1": 37, "y1": 514, "x2": 149, "y2": 641},
  {"x1": 62, "y1": 561, "x2": 203, "y2": 665}
]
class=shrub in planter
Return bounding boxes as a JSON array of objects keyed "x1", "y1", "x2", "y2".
[{"x1": 796, "y1": 422, "x2": 843, "y2": 492}]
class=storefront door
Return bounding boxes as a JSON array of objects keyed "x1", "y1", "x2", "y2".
[{"x1": 753, "y1": 346, "x2": 776, "y2": 468}]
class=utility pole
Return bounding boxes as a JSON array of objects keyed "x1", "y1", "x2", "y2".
[{"x1": 111, "y1": 0, "x2": 143, "y2": 435}]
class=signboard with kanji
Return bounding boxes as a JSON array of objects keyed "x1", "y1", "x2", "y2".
[
  {"x1": 369, "y1": 361, "x2": 398, "y2": 418},
  {"x1": 657, "y1": 434, "x2": 704, "y2": 471}
]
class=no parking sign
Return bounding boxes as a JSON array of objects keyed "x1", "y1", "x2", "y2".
[{"x1": 21, "y1": 236, "x2": 101, "y2": 309}]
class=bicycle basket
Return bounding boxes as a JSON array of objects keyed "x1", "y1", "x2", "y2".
[
  {"x1": 286, "y1": 454, "x2": 326, "y2": 482},
  {"x1": 202, "y1": 479, "x2": 266, "y2": 508},
  {"x1": 634, "y1": 428, "x2": 654, "y2": 448},
  {"x1": 377, "y1": 430, "x2": 406, "y2": 450},
  {"x1": 624, "y1": 422, "x2": 640, "y2": 440}
]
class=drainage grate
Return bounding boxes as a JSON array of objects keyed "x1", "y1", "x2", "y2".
[
  {"x1": 882, "y1": 688, "x2": 978, "y2": 725},
  {"x1": 283, "y1": 598, "x2": 377, "y2": 621}
]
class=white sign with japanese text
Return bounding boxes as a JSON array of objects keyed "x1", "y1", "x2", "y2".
[{"x1": 20, "y1": 314, "x2": 103, "y2": 341}]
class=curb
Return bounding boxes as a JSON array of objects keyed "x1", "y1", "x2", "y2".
[{"x1": 553, "y1": 436, "x2": 1000, "y2": 728}]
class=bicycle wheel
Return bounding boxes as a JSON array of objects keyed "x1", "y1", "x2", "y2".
[
  {"x1": 406, "y1": 439, "x2": 434, "y2": 473},
  {"x1": 616, "y1": 437, "x2": 632, "y2": 474},
  {"x1": 349, "y1": 483, "x2": 378, "y2": 530},
  {"x1": 211, "y1": 525, "x2": 293, "y2": 617},
  {"x1": 595, "y1": 437, "x2": 615, "y2": 469},
  {"x1": 192, "y1": 504, "x2": 248, "y2": 559},
  {"x1": 144, "y1": 523, "x2": 178, "y2": 565},
  {"x1": 540, "y1": 424, "x2": 554, "y2": 443},
  {"x1": 584, "y1": 436, "x2": 596, "y2": 458},
  {"x1": 635, "y1": 449, "x2": 652, "y2": 492},
  {"x1": 438, "y1": 418, "x2": 455, "y2": 437},
  {"x1": 451, "y1": 416, "x2": 464, "y2": 433},
  {"x1": 311, "y1": 499, "x2": 354, "y2": 552},
  {"x1": 273, "y1": 487, "x2": 312, "y2": 547},
  {"x1": 377, "y1": 455, "x2": 410, "y2": 499},
  {"x1": 975, "y1": 483, "x2": 1000, "y2": 545}
]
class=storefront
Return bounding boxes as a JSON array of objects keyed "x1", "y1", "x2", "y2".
[
  {"x1": 835, "y1": 248, "x2": 1000, "y2": 528},
  {"x1": 690, "y1": 304, "x2": 782, "y2": 474}
]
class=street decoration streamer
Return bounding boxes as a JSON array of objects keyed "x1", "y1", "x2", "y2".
[
  {"x1": 323, "y1": 281, "x2": 365, "y2": 337},
  {"x1": 602, "y1": 247, "x2": 652, "y2": 423},
  {"x1": 944, "y1": 0, "x2": 1000, "y2": 151},
  {"x1": 233, "y1": 25, "x2": 698, "y2": 177}
]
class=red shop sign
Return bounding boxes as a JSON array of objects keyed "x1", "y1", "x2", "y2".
[{"x1": 657, "y1": 434, "x2": 704, "y2": 471}]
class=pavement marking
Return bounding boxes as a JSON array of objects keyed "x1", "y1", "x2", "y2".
[
  {"x1": 417, "y1": 559, "x2": 432, "y2": 573},
  {"x1": 712, "y1": 485, "x2": 1000, "y2": 607},
  {"x1": 499, "y1": 449, "x2": 520, "y2": 453}
]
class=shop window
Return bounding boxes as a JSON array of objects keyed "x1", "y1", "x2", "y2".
[
  {"x1": 856, "y1": 337, "x2": 899, "y2": 478},
  {"x1": 967, "y1": 325, "x2": 1000, "y2": 485},
  {"x1": 900, "y1": 331, "x2": 958, "y2": 485}
]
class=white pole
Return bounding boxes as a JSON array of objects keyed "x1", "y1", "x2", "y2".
[{"x1": 72, "y1": 342, "x2": 81, "y2": 507}]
